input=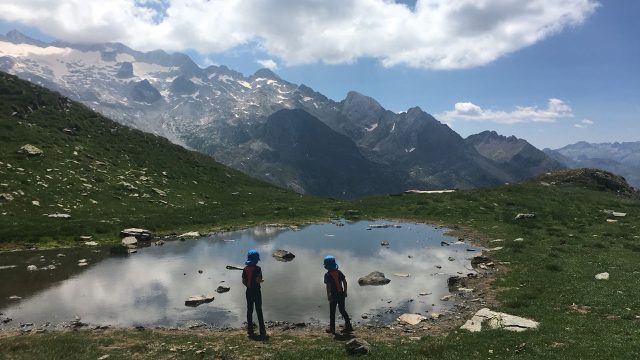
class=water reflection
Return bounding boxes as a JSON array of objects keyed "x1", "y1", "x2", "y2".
[{"x1": 0, "y1": 221, "x2": 477, "y2": 328}]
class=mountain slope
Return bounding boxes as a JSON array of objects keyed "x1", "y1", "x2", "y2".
[
  {"x1": 545, "y1": 141, "x2": 640, "y2": 188},
  {"x1": 466, "y1": 131, "x2": 565, "y2": 181},
  {"x1": 217, "y1": 109, "x2": 403, "y2": 198},
  {"x1": 0, "y1": 72, "x2": 334, "y2": 243}
]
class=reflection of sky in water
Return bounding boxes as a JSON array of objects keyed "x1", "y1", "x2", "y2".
[{"x1": 0, "y1": 221, "x2": 478, "y2": 327}]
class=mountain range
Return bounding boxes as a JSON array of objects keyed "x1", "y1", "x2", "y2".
[
  {"x1": 0, "y1": 30, "x2": 564, "y2": 197},
  {"x1": 545, "y1": 142, "x2": 640, "y2": 188}
]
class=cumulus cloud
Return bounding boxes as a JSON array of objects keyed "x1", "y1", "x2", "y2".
[
  {"x1": 441, "y1": 98, "x2": 574, "y2": 124},
  {"x1": 574, "y1": 119, "x2": 594, "y2": 128},
  {"x1": 256, "y1": 59, "x2": 278, "y2": 70},
  {"x1": 0, "y1": 0, "x2": 599, "y2": 69}
]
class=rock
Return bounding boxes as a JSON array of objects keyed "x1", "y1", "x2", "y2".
[
  {"x1": 358, "y1": 271, "x2": 391, "y2": 286},
  {"x1": 47, "y1": 213, "x2": 71, "y2": 219},
  {"x1": 345, "y1": 338, "x2": 371, "y2": 355},
  {"x1": 120, "y1": 228, "x2": 153, "y2": 241},
  {"x1": 97, "y1": 355, "x2": 110, "y2": 360},
  {"x1": 440, "y1": 295, "x2": 453, "y2": 301},
  {"x1": 56, "y1": 253, "x2": 65, "y2": 257},
  {"x1": 595, "y1": 272, "x2": 610, "y2": 280},
  {"x1": 27, "y1": 265, "x2": 38, "y2": 271},
  {"x1": 152, "y1": 188, "x2": 167, "y2": 197},
  {"x1": 8, "y1": 296, "x2": 21, "y2": 300},
  {"x1": 431, "y1": 312, "x2": 441, "y2": 319},
  {"x1": 380, "y1": 241, "x2": 390, "y2": 246},
  {"x1": 18, "y1": 144, "x2": 43, "y2": 156},
  {"x1": 471, "y1": 256, "x2": 492, "y2": 269},
  {"x1": 440, "y1": 241, "x2": 450, "y2": 246},
  {"x1": 447, "y1": 276, "x2": 465, "y2": 292},
  {"x1": 418, "y1": 292, "x2": 431, "y2": 296},
  {"x1": 514, "y1": 238, "x2": 524, "y2": 242},
  {"x1": 0, "y1": 265, "x2": 17, "y2": 270},
  {"x1": 461, "y1": 308, "x2": 539, "y2": 332},
  {"x1": 121, "y1": 236, "x2": 138, "y2": 246},
  {"x1": 178, "y1": 231, "x2": 201, "y2": 238},
  {"x1": 409, "y1": 336, "x2": 421, "y2": 341},
  {"x1": 448, "y1": 256, "x2": 455, "y2": 261},
  {"x1": 514, "y1": 213, "x2": 535, "y2": 220},
  {"x1": 154, "y1": 240, "x2": 165, "y2": 246},
  {"x1": 393, "y1": 273, "x2": 410, "y2": 277},
  {"x1": 398, "y1": 313, "x2": 427, "y2": 325},
  {"x1": 603, "y1": 209, "x2": 627, "y2": 217},
  {"x1": 185, "y1": 294, "x2": 215, "y2": 307},
  {"x1": 226, "y1": 265, "x2": 244, "y2": 270},
  {"x1": 216, "y1": 286, "x2": 230, "y2": 293},
  {"x1": 272, "y1": 249, "x2": 295, "y2": 261},
  {"x1": 84, "y1": 241, "x2": 98, "y2": 246},
  {"x1": 0, "y1": 193, "x2": 14, "y2": 202},
  {"x1": 32, "y1": 200, "x2": 40, "y2": 206}
]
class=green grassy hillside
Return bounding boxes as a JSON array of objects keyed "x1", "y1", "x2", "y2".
[{"x1": 0, "y1": 72, "x2": 336, "y2": 245}]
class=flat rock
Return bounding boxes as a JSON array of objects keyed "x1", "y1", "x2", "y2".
[
  {"x1": 272, "y1": 249, "x2": 295, "y2": 261},
  {"x1": 185, "y1": 294, "x2": 215, "y2": 307},
  {"x1": 461, "y1": 308, "x2": 539, "y2": 332},
  {"x1": 84, "y1": 241, "x2": 98, "y2": 246},
  {"x1": 27, "y1": 265, "x2": 38, "y2": 271},
  {"x1": 345, "y1": 338, "x2": 371, "y2": 355},
  {"x1": 358, "y1": 271, "x2": 390, "y2": 286},
  {"x1": 595, "y1": 272, "x2": 610, "y2": 280},
  {"x1": 47, "y1": 213, "x2": 71, "y2": 219},
  {"x1": 120, "y1": 228, "x2": 153, "y2": 241},
  {"x1": 398, "y1": 313, "x2": 427, "y2": 325},
  {"x1": 178, "y1": 231, "x2": 201, "y2": 238}
]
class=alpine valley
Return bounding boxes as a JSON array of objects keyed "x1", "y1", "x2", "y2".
[{"x1": 0, "y1": 30, "x2": 564, "y2": 198}]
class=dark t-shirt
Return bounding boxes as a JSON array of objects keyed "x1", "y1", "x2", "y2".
[
  {"x1": 324, "y1": 270, "x2": 345, "y2": 295},
  {"x1": 242, "y1": 265, "x2": 262, "y2": 290}
]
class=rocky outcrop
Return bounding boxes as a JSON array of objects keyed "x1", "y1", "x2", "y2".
[
  {"x1": 358, "y1": 271, "x2": 390, "y2": 286},
  {"x1": 18, "y1": 144, "x2": 43, "y2": 156},
  {"x1": 0, "y1": 193, "x2": 14, "y2": 202},
  {"x1": 116, "y1": 62, "x2": 133, "y2": 78},
  {"x1": 461, "y1": 308, "x2": 539, "y2": 332}
]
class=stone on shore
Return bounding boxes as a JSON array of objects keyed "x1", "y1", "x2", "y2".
[
  {"x1": 185, "y1": 294, "x2": 215, "y2": 307},
  {"x1": 461, "y1": 308, "x2": 539, "y2": 332},
  {"x1": 120, "y1": 228, "x2": 153, "y2": 241},
  {"x1": 216, "y1": 286, "x2": 231, "y2": 293},
  {"x1": 178, "y1": 231, "x2": 201, "y2": 238},
  {"x1": 121, "y1": 236, "x2": 138, "y2": 246},
  {"x1": 358, "y1": 271, "x2": 391, "y2": 286},
  {"x1": 398, "y1": 313, "x2": 427, "y2": 325}
]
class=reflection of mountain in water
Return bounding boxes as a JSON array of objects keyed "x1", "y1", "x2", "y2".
[{"x1": 0, "y1": 221, "x2": 476, "y2": 328}]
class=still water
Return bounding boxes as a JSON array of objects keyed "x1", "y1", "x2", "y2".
[{"x1": 0, "y1": 220, "x2": 478, "y2": 328}]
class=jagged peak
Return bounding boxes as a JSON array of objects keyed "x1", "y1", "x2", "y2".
[
  {"x1": 2, "y1": 30, "x2": 48, "y2": 47},
  {"x1": 252, "y1": 68, "x2": 280, "y2": 79},
  {"x1": 343, "y1": 91, "x2": 383, "y2": 110}
]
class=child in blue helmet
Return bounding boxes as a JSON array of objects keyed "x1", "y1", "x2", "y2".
[
  {"x1": 243, "y1": 249, "x2": 266, "y2": 338},
  {"x1": 323, "y1": 255, "x2": 353, "y2": 334}
]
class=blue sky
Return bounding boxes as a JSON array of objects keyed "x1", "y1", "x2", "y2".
[{"x1": 0, "y1": 0, "x2": 637, "y2": 148}]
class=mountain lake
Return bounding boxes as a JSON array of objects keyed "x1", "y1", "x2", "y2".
[{"x1": 0, "y1": 220, "x2": 481, "y2": 329}]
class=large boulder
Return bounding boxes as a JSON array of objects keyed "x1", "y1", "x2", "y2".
[
  {"x1": 461, "y1": 308, "x2": 539, "y2": 332},
  {"x1": 358, "y1": 271, "x2": 390, "y2": 286},
  {"x1": 345, "y1": 338, "x2": 371, "y2": 355},
  {"x1": 398, "y1": 313, "x2": 427, "y2": 326}
]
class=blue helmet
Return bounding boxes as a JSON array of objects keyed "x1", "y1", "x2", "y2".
[
  {"x1": 323, "y1": 255, "x2": 338, "y2": 270},
  {"x1": 245, "y1": 249, "x2": 260, "y2": 265}
]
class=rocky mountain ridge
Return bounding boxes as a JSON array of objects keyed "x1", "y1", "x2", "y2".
[{"x1": 0, "y1": 31, "x2": 563, "y2": 197}]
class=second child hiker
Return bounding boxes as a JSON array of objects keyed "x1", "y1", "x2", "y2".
[
  {"x1": 323, "y1": 255, "x2": 353, "y2": 334},
  {"x1": 242, "y1": 249, "x2": 266, "y2": 338}
]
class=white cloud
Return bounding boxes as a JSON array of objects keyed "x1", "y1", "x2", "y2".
[
  {"x1": 440, "y1": 98, "x2": 574, "y2": 124},
  {"x1": 256, "y1": 59, "x2": 278, "y2": 70},
  {"x1": 574, "y1": 119, "x2": 594, "y2": 128},
  {"x1": 0, "y1": 0, "x2": 599, "y2": 70}
]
